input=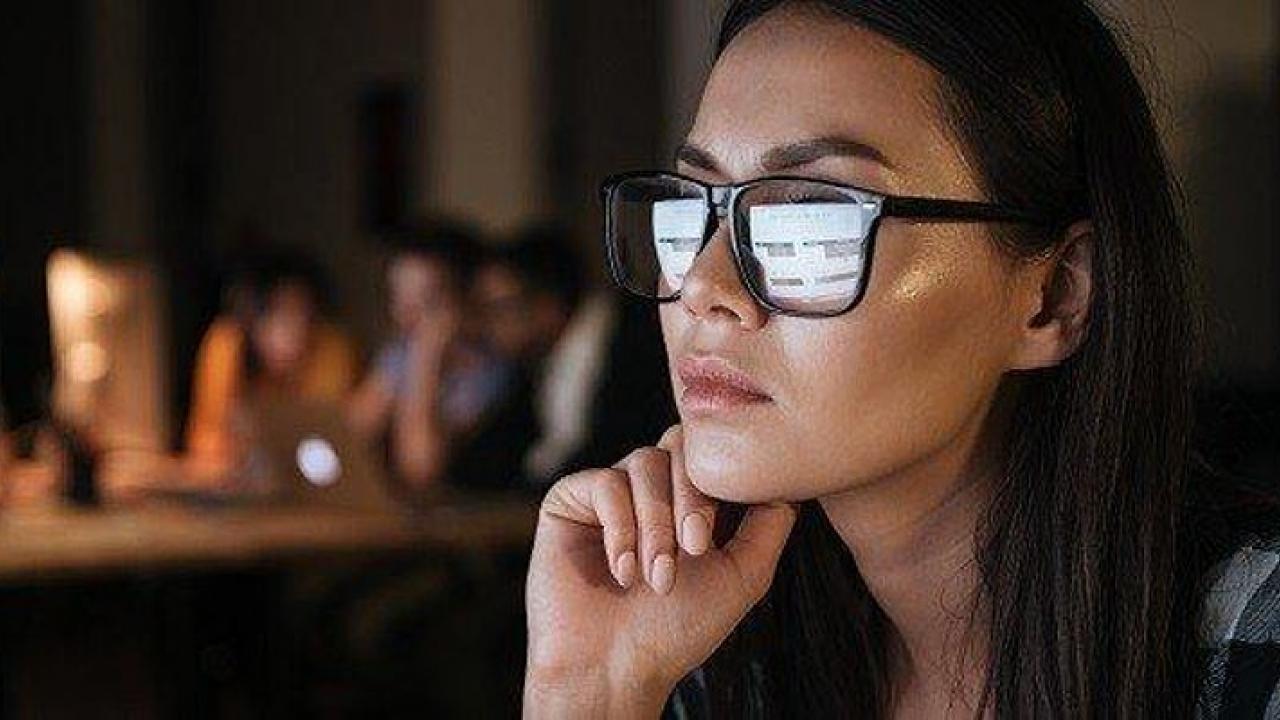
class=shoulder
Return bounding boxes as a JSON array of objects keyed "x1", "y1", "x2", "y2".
[
  {"x1": 192, "y1": 316, "x2": 245, "y2": 384},
  {"x1": 664, "y1": 669, "x2": 711, "y2": 720},
  {"x1": 1201, "y1": 535, "x2": 1280, "y2": 647},
  {"x1": 1199, "y1": 534, "x2": 1280, "y2": 718},
  {"x1": 200, "y1": 315, "x2": 245, "y2": 354}
]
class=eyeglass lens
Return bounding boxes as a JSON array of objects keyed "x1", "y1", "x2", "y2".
[{"x1": 607, "y1": 175, "x2": 878, "y2": 316}]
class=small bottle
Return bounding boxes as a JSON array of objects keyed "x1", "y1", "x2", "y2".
[{"x1": 61, "y1": 426, "x2": 99, "y2": 507}]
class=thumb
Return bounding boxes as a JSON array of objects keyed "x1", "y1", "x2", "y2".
[{"x1": 720, "y1": 503, "x2": 797, "y2": 608}]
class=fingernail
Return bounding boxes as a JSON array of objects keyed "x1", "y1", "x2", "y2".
[
  {"x1": 682, "y1": 513, "x2": 711, "y2": 555},
  {"x1": 615, "y1": 551, "x2": 637, "y2": 588},
  {"x1": 651, "y1": 554, "x2": 675, "y2": 595}
]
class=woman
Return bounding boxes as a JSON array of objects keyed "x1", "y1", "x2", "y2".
[
  {"x1": 524, "y1": 1, "x2": 1280, "y2": 717},
  {"x1": 186, "y1": 253, "x2": 357, "y2": 484}
]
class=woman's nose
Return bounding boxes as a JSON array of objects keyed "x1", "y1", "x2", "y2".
[{"x1": 678, "y1": 223, "x2": 769, "y2": 331}]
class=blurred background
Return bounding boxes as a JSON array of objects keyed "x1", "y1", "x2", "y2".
[{"x1": 0, "y1": 0, "x2": 1275, "y2": 717}]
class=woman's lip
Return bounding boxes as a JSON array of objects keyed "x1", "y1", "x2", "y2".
[
  {"x1": 676, "y1": 355, "x2": 772, "y2": 414},
  {"x1": 680, "y1": 382, "x2": 772, "y2": 415}
]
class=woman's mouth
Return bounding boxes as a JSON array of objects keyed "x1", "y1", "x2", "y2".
[{"x1": 677, "y1": 355, "x2": 773, "y2": 415}]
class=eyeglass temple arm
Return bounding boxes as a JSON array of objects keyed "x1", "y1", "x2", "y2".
[{"x1": 882, "y1": 196, "x2": 1051, "y2": 225}]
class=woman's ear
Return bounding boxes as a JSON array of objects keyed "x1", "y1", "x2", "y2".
[{"x1": 1008, "y1": 220, "x2": 1094, "y2": 371}]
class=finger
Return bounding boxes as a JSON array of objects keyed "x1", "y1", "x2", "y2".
[
  {"x1": 618, "y1": 447, "x2": 677, "y2": 595},
  {"x1": 540, "y1": 468, "x2": 639, "y2": 588},
  {"x1": 721, "y1": 503, "x2": 797, "y2": 606},
  {"x1": 657, "y1": 425, "x2": 717, "y2": 557}
]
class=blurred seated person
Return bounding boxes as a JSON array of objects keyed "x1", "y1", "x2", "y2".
[
  {"x1": 0, "y1": 416, "x2": 66, "y2": 507},
  {"x1": 348, "y1": 221, "x2": 522, "y2": 497},
  {"x1": 185, "y1": 252, "x2": 357, "y2": 486},
  {"x1": 0, "y1": 373, "x2": 66, "y2": 506},
  {"x1": 474, "y1": 224, "x2": 676, "y2": 486}
]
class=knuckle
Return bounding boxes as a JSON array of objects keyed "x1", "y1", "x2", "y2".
[
  {"x1": 658, "y1": 424, "x2": 683, "y2": 447},
  {"x1": 594, "y1": 466, "x2": 630, "y2": 489},
  {"x1": 603, "y1": 520, "x2": 636, "y2": 545},
  {"x1": 541, "y1": 467, "x2": 626, "y2": 515},
  {"x1": 625, "y1": 446, "x2": 671, "y2": 480},
  {"x1": 640, "y1": 522, "x2": 677, "y2": 550},
  {"x1": 586, "y1": 461, "x2": 627, "y2": 479},
  {"x1": 671, "y1": 474, "x2": 706, "y2": 500},
  {"x1": 672, "y1": 478, "x2": 713, "y2": 512},
  {"x1": 539, "y1": 473, "x2": 580, "y2": 514},
  {"x1": 728, "y1": 558, "x2": 770, "y2": 604}
]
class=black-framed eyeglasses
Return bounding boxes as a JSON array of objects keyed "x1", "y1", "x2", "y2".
[{"x1": 600, "y1": 171, "x2": 1052, "y2": 318}]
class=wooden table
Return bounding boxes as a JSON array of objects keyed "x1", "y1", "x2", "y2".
[
  {"x1": 0, "y1": 497, "x2": 539, "y2": 583},
  {"x1": 0, "y1": 496, "x2": 540, "y2": 715}
]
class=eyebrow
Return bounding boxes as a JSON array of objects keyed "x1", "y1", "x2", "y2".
[
  {"x1": 674, "y1": 135, "x2": 892, "y2": 176},
  {"x1": 674, "y1": 142, "x2": 722, "y2": 173},
  {"x1": 763, "y1": 137, "x2": 891, "y2": 172}
]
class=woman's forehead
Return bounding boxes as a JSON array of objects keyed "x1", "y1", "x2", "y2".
[{"x1": 687, "y1": 9, "x2": 960, "y2": 192}]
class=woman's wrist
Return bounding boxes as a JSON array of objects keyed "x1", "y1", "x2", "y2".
[{"x1": 523, "y1": 664, "x2": 672, "y2": 720}]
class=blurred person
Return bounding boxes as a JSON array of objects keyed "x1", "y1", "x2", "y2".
[
  {"x1": 0, "y1": 421, "x2": 67, "y2": 507},
  {"x1": 474, "y1": 225, "x2": 676, "y2": 485},
  {"x1": 290, "y1": 228, "x2": 531, "y2": 717},
  {"x1": 348, "y1": 221, "x2": 520, "y2": 496},
  {"x1": 474, "y1": 226, "x2": 584, "y2": 366},
  {"x1": 0, "y1": 359, "x2": 68, "y2": 506},
  {"x1": 185, "y1": 251, "x2": 357, "y2": 485},
  {"x1": 523, "y1": 1, "x2": 1280, "y2": 718}
]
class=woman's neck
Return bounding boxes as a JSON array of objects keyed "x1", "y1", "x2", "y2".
[{"x1": 819, "y1": 401, "x2": 1007, "y2": 714}]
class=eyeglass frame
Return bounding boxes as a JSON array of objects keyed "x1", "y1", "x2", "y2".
[{"x1": 600, "y1": 170, "x2": 1054, "y2": 318}]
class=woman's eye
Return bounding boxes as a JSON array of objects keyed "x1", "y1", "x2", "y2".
[
  {"x1": 752, "y1": 191, "x2": 815, "y2": 205},
  {"x1": 783, "y1": 192, "x2": 829, "y2": 204},
  {"x1": 753, "y1": 185, "x2": 842, "y2": 205}
]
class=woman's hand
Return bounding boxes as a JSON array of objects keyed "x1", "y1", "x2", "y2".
[{"x1": 524, "y1": 425, "x2": 796, "y2": 719}]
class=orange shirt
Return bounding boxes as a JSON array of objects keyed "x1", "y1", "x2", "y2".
[{"x1": 185, "y1": 316, "x2": 357, "y2": 467}]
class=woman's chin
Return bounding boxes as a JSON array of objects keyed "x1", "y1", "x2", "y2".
[{"x1": 682, "y1": 433, "x2": 794, "y2": 504}]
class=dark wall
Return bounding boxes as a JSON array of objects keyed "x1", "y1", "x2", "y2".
[
  {"x1": 544, "y1": 0, "x2": 665, "y2": 282},
  {"x1": 147, "y1": 0, "x2": 218, "y2": 447},
  {"x1": 0, "y1": 1, "x2": 85, "y2": 427}
]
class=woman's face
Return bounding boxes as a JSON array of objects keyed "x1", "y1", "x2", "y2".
[
  {"x1": 662, "y1": 10, "x2": 1040, "y2": 504},
  {"x1": 252, "y1": 282, "x2": 317, "y2": 379}
]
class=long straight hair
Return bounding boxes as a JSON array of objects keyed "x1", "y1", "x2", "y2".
[{"x1": 693, "y1": 1, "x2": 1274, "y2": 717}]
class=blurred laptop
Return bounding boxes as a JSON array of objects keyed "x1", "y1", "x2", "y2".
[
  {"x1": 151, "y1": 397, "x2": 398, "y2": 513},
  {"x1": 251, "y1": 396, "x2": 398, "y2": 512}
]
